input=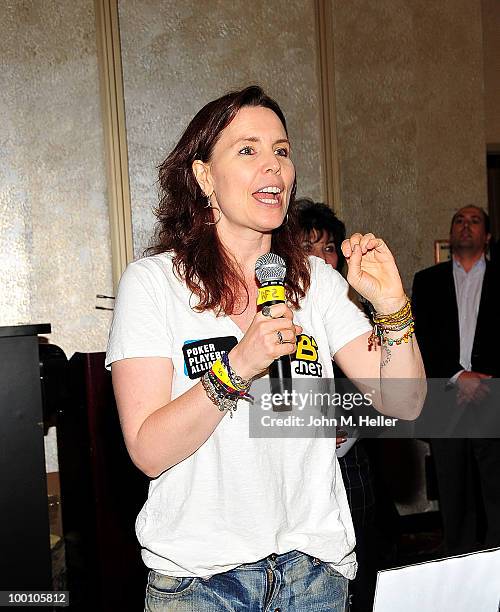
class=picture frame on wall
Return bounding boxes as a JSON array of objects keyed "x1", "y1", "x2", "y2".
[{"x1": 434, "y1": 240, "x2": 451, "y2": 263}]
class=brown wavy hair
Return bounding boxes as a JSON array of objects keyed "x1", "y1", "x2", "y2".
[{"x1": 146, "y1": 85, "x2": 310, "y2": 315}]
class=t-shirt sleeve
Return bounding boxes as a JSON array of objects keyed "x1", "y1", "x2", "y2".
[
  {"x1": 105, "y1": 259, "x2": 173, "y2": 369},
  {"x1": 311, "y1": 257, "x2": 372, "y2": 356}
]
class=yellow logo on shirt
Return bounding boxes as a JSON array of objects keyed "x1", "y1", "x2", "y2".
[
  {"x1": 296, "y1": 334, "x2": 318, "y2": 361},
  {"x1": 294, "y1": 334, "x2": 322, "y2": 377}
]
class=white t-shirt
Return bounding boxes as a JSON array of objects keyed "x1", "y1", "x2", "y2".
[{"x1": 106, "y1": 253, "x2": 371, "y2": 579}]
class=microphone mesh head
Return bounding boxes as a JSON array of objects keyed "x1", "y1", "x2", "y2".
[{"x1": 255, "y1": 253, "x2": 286, "y2": 283}]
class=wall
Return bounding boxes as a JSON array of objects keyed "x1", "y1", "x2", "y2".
[
  {"x1": 1, "y1": 1, "x2": 493, "y2": 343},
  {"x1": 0, "y1": 0, "x2": 113, "y2": 357},
  {"x1": 332, "y1": 0, "x2": 488, "y2": 289},
  {"x1": 118, "y1": 0, "x2": 324, "y2": 256},
  {"x1": 482, "y1": 0, "x2": 500, "y2": 146}
]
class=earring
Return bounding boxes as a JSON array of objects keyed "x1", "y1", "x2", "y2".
[
  {"x1": 205, "y1": 208, "x2": 222, "y2": 225},
  {"x1": 281, "y1": 213, "x2": 289, "y2": 226},
  {"x1": 204, "y1": 191, "x2": 221, "y2": 225}
]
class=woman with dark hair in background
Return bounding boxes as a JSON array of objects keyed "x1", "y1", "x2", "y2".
[
  {"x1": 297, "y1": 199, "x2": 347, "y2": 273},
  {"x1": 106, "y1": 86, "x2": 425, "y2": 611}
]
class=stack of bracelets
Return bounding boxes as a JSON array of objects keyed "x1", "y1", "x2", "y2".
[
  {"x1": 201, "y1": 351, "x2": 253, "y2": 418},
  {"x1": 368, "y1": 297, "x2": 415, "y2": 351}
]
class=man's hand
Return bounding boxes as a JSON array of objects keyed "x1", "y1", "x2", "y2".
[
  {"x1": 336, "y1": 429, "x2": 347, "y2": 449},
  {"x1": 456, "y1": 371, "x2": 492, "y2": 406}
]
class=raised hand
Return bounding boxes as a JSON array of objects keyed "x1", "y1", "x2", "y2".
[{"x1": 341, "y1": 233, "x2": 406, "y2": 314}]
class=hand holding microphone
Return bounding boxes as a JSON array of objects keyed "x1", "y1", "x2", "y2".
[{"x1": 228, "y1": 254, "x2": 301, "y2": 408}]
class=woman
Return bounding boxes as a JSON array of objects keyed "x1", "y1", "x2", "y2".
[
  {"x1": 106, "y1": 85, "x2": 425, "y2": 611},
  {"x1": 296, "y1": 198, "x2": 377, "y2": 612},
  {"x1": 296, "y1": 198, "x2": 347, "y2": 272}
]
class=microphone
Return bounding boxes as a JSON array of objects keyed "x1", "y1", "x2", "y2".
[{"x1": 255, "y1": 253, "x2": 293, "y2": 411}]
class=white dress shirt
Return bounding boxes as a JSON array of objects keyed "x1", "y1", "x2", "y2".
[{"x1": 451, "y1": 255, "x2": 486, "y2": 379}]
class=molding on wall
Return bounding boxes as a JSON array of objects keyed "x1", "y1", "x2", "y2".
[
  {"x1": 94, "y1": 0, "x2": 133, "y2": 291},
  {"x1": 314, "y1": 0, "x2": 342, "y2": 214}
]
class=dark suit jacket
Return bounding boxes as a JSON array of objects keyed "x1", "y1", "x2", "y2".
[{"x1": 412, "y1": 260, "x2": 500, "y2": 379}]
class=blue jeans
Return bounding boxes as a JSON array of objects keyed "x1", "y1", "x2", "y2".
[{"x1": 144, "y1": 550, "x2": 348, "y2": 611}]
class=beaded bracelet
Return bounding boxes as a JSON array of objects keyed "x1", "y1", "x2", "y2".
[
  {"x1": 220, "y1": 352, "x2": 252, "y2": 395},
  {"x1": 201, "y1": 353, "x2": 253, "y2": 418},
  {"x1": 371, "y1": 320, "x2": 415, "y2": 348},
  {"x1": 206, "y1": 367, "x2": 249, "y2": 400},
  {"x1": 368, "y1": 297, "x2": 415, "y2": 351},
  {"x1": 201, "y1": 371, "x2": 239, "y2": 417},
  {"x1": 372, "y1": 299, "x2": 412, "y2": 326},
  {"x1": 211, "y1": 355, "x2": 253, "y2": 400}
]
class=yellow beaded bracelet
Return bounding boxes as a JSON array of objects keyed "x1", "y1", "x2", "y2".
[{"x1": 368, "y1": 298, "x2": 414, "y2": 351}]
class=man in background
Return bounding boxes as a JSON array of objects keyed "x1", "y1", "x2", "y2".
[{"x1": 412, "y1": 205, "x2": 500, "y2": 554}]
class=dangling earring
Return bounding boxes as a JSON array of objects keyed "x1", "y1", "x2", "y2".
[
  {"x1": 204, "y1": 192, "x2": 221, "y2": 225},
  {"x1": 281, "y1": 213, "x2": 289, "y2": 226}
]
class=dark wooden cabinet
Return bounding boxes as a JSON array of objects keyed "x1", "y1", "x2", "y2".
[
  {"x1": 59, "y1": 352, "x2": 148, "y2": 611},
  {"x1": 0, "y1": 324, "x2": 53, "y2": 592}
]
